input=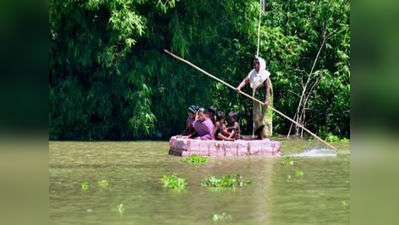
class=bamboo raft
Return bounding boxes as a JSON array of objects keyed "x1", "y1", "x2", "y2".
[{"x1": 169, "y1": 136, "x2": 281, "y2": 157}]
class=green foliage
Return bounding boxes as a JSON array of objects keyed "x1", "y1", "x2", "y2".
[
  {"x1": 182, "y1": 154, "x2": 208, "y2": 164},
  {"x1": 201, "y1": 174, "x2": 251, "y2": 187},
  {"x1": 97, "y1": 179, "x2": 109, "y2": 188},
  {"x1": 81, "y1": 181, "x2": 90, "y2": 191},
  {"x1": 211, "y1": 213, "x2": 233, "y2": 221},
  {"x1": 325, "y1": 133, "x2": 350, "y2": 143},
  {"x1": 80, "y1": 179, "x2": 109, "y2": 190},
  {"x1": 49, "y1": 0, "x2": 350, "y2": 140},
  {"x1": 295, "y1": 169, "x2": 304, "y2": 177},
  {"x1": 340, "y1": 138, "x2": 350, "y2": 143},
  {"x1": 160, "y1": 174, "x2": 187, "y2": 191},
  {"x1": 282, "y1": 156, "x2": 294, "y2": 165},
  {"x1": 114, "y1": 204, "x2": 125, "y2": 215},
  {"x1": 325, "y1": 133, "x2": 340, "y2": 142}
]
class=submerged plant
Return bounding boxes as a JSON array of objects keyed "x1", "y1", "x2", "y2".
[
  {"x1": 341, "y1": 200, "x2": 350, "y2": 207},
  {"x1": 97, "y1": 179, "x2": 109, "y2": 188},
  {"x1": 160, "y1": 174, "x2": 187, "y2": 190},
  {"x1": 115, "y1": 204, "x2": 125, "y2": 214},
  {"x1": 81, "y1": 182, "x2": 90, "y2": 191},
  {"x1": 282, "y1": 156, "x2": 294, "y2": 165},
  {"x1": 183, "y1": 154, "x2": 208, "y2": 164},
  {"x1": 211, "y1": 213, "x2": 232, "y2": 221},
  {"x1": 295, "y1": 170, "x2": 304, "y2": 177},
  {"x1": 201, "y1": 174, "x2": 251, "y2": 187}
]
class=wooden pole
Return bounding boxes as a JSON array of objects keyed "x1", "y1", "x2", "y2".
[
  {"x1": 256, "y1": 0, "x2": 262, "y2": 57},
  {"x1": 164, "y1": 49, "x2": 337, "y2": 151}
]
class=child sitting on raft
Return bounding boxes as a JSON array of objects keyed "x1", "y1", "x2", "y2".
[
  {"x1": 208, "y1": 105, "x2": 217, "y2": 125},
  {"x1": 213, "y1": 111, "x2": 234, "y2": 141},
  {"x1": 177, "y1": 105, "x2": 198, "y2": 137},
  {"x1": 183, "y1": 108, "x2": 214, "y2": 140},
  {"x1": 226, "y1": 111, "x2": 241, "y2": 140}
]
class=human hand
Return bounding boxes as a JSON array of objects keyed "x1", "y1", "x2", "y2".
[{"x1": 263, "y1": 100, "x2": 269, "y2": 108}]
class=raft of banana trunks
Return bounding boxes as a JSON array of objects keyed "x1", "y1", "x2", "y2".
[{"x1": 169, "y1": 136, "x2": 281, "y2": 157}]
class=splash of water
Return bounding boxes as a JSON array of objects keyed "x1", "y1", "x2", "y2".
[{"x1": 289, "y1": 148, "x2": 337, "y2": 157}]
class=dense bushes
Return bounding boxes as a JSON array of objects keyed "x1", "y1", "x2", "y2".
[{"x1": 49, "y1": 0, "x2": 350, "y2": 140}]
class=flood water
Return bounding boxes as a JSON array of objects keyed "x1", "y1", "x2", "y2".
[{"x1": 49, "y1": 138, "x2": 350, "y2": 225}]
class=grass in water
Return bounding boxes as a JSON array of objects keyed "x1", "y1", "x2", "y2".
[
  {"x1": 183, "y1": 154, "x2": 208, "y2": 164},
  {"x1": 201, "y1": 174, "x2": 251, "y2": 187},
  {"x1": 160, "y1": 174, "x2": 187, "y2": 191}
]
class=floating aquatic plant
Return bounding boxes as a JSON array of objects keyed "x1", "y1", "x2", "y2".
[
  {"x1": 81, "y1": 182, "x2": 90, "y2": 191},
  {"x1": 97, "y1": 179, "x2": 109, "y2": 188},
  {"x1": 211, "y1": 213, "x2": 232, "y2": 221},
  {"x1": 295, "y1": 170, "x2": 304, "y2": 177},
  {"x1": 201, "y1": 174, "x2": 251, "y2": 187},
  {"x1": 282, "y1": 156, "x2": 294, "y2": 165},
  {"x1": 183, "y1": 154, "x2": 208, "y2": 164},
  {"x1": 115, "y1": 204, "x2": 125, "y2": 214},
  {"x1": 160, "y1": 174, "x2": 187, "y2": 190}
]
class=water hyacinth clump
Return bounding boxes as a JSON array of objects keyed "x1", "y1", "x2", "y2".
[
  {"x1": 183, "y1": 154, "x2": 208, "y2": 164},
  {"x1": 81, "y1": 182, "x2": 90, "y2": 191},
  {"x1": 201, "y1": 174, "x2": 251, "y2": 187},
  {"x1": 160, "y1": 174, "x2": 187, "y2": 191}
]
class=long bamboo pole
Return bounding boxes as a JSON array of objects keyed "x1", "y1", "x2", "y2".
[{"x1": 164, "y1": 49, "x2": 337, "y2": 151}]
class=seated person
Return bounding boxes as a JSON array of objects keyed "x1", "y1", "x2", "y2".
[
  {"x1": 226, "y1": 111, "x2": 241, "y2": 140},
  {"x1": 213, "y1": 111, "x2": 234, "y2": 141},
  {"x1": 178, "y1": 105, "x2": 197, "y2": 137},
  {"x1": 185, "y1": 108, "x2": 214, "y2": 140},
  {"x1": 208, "y1": 105, "x2": 217, "y2": 125}
]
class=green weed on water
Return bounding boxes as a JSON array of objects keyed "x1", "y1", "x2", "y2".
[
  {"x1": 201, "y1": 174, "x2": 251, "y2": 187},
  {"x1": 160, "y1": 174, "x2": 187, "y2": 191},
  {"x1": 183, "y1": 154, "x2": 208, "y2": 164}
]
